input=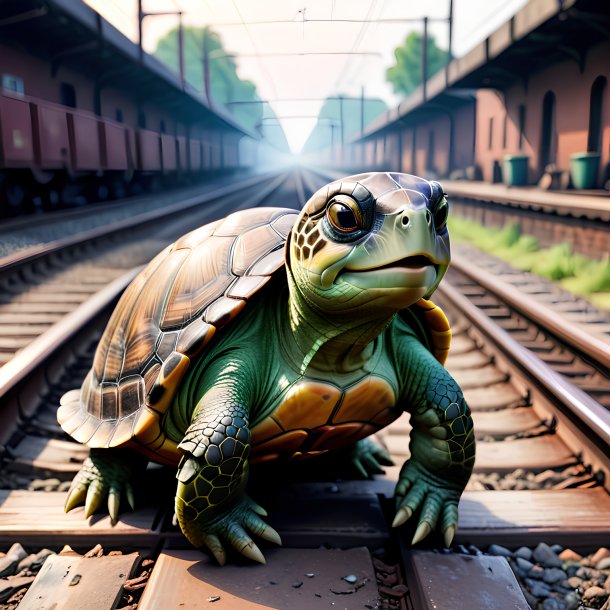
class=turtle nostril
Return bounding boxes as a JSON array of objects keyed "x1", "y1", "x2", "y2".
[
  {"x1": 401, "y1": 215, "x2": 410, "y2": 227},
  {"x1": 425, "y1": 210, "x2": 432, "y2": 225}
]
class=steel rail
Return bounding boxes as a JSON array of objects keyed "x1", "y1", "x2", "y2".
[
  {"x1": 437, "y1": 283, "x2": 610, "y2": 454},
  {"x1": 0, "y1": 171, "x2": 279, "y2": 274},
  {"x1": 450, "y1": 253, "x2": 610, "y2": 372},
  {"x1": 0, "y1": 171, "x2": 293, "y2": 412}
]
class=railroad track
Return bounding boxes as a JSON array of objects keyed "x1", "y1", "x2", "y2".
[
  {"x1": 0, "y1": 168, "x2": 320, "y2": 447},
  {"x1": 0, "y1": 173, "x2": 609, "y2": 609}
]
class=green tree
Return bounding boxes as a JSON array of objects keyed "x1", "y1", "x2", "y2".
[
  {"x1": 154, "y1": 26, "x2": 262, "y2": 132},
  {"x1": 302, "y1": 96, "x2": 387, "y2": 153},
  {"x1": 386, "y1": 31, "x2": 449, "y2": 96}
]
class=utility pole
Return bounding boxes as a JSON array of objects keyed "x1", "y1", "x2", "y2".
[
  {"x1": 177, "y1": 12, "x2": 184, "y2": 89},
  {"x1": 448, "y1": 0, "x2": 454, "y2": 60},
  {"x1": 138, "y1": 1, "x2": 185, "y2": 88},
  {"x1": 360, "y1": 85, "x2": 365, "y2": 136},
  {"x1": 202, "y1": 29, "x2": 212, "y2": 106},
  {"x1": 338, "y1": 95, "x2": 344, "y2": 145},
  {"x1": 446, "y1": 0, "x2": 453, "y2": 85},
  {"x1": 422, "y1": 16, "x2": 428, "y2": 101}
]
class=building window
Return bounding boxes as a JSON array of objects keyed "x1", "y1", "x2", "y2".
[
  {"x1": 115, "y1": 108, "x2": 124, "y2": 123},
  {"x1": 488, "y1": 117, "x2": 494, "y2": 150},
  {"x1": 518, "y1": 104, "x2": 526, "y2": 150},
  {"x1": 60, "y1": 82, "x2": 77, "y2": 108},
  {"x1": 502, "y1": 113, "x2": 508, "y2": 149},
  {"x1": 160, "y1": 119, "x2": 166, "y2": 134},
  {"x1": 588, "y1": 76, "x2": 606, "y2": 153},
  {"x1": 138, "y1": 110, "x2": 147, "y2": 129},
  {"x1": 2, "y1": 74, "x2": 24, "y2": 95}
]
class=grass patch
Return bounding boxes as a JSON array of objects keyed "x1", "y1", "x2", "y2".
[{"x1": 449, "y1": 216, "x2": 610, "y2": 310}]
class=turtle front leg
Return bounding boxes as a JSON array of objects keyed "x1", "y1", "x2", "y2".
[
  {"x1": 176, "y1": 393, "x2": 281, "y2": 565},
  {"x1": 393, "y1": 338, "x2": 475, "y2": 546},
  {"x1": 64, "y1": 448, "x2": 147, "y2": 524}
]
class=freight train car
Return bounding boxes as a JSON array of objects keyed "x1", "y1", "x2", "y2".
[{"x1": 0, "y1": 0, "x2": 254, "y2": 217}]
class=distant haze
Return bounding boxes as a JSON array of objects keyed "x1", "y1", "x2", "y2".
[{"x1": 87, "y1": 0, "x2": 528, "y2": 153}]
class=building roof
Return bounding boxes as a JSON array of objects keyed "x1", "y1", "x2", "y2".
[
  {"x1": 358, "y1": 0, "x2": 609, "y2": 141},
  {"x1": 0, "y1": 0, "x2": 256, "y2": 138}
]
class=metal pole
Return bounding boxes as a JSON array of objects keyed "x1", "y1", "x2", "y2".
[
  {"x1": 137, "y1": 0, "x2": 143, "y2": 60},
  {"x1": 422, "y1": 16, "x2": 428, "y2": 101},
  {"x1": 360, "y1": 85, "x2": 365, "y2": 136},
  {"x1": 178, "y1": 12, "x2": 185, "y2": 89},
  {"x1": 448, "y1": 0, "x2": 454, "y2": 60},
  {"x1": 203, "y1": 30, "x2": 212, "y2": 106},
  {"x1": 446, "y1": 0, "x2": 453, "y2": 85},
  {"x1": 338, "y1": 95, "x2": 344, "y2": 145}
]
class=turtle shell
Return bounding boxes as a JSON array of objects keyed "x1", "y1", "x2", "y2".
[
  {"x1": 57, "y1": 207, "x2": 299, "y2": 464},
  {"x1": 57, "y1": 206, "x2": 451, "y2": 466}
]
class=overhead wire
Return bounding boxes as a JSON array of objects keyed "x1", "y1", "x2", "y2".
[
  {"x1": 230, "y1": 0, "x2": 279, "y2": 99},
  {"x1": 332, "y1": 0, "x2": 383, "y2": 93}
]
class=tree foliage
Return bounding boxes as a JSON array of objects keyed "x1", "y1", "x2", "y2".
[
  {"x1": 386, "y1": 32, "x2": 449, "y2": 97},
  {"x1": 301, "y1": 96, "x2": 387, "y2": 154},
  {"x1": 154, "y1": 26, "x2": 262, "y2": 131}
]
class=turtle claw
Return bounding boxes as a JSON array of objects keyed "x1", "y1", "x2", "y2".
[
  {"x1": 240, "y1": 541, "x2": 266, "y2": 565},
  {"x1": 108, "y1": 489, "x2": 120, "y2": 524},
  {"x1": 393, "y1": 460, "x2": 465, "y2": 546},
  {"x1": 203, "y1": 534, "x2": 227, "y2": 566},
  {"x1": 64, "y1": 485, "x2": 86, "y2": 513},
  {"x1": 392, "y1": 506, "x2": 412, "y2": 528},
  {"x1": 177, "y1": 494, "x2": 276, "y2": 566},
  {"x1": 64, "y1": 449, "x2": 146, "y2": 521},
  {"x1": 85, "y1": 483, "x2": 103, "y2": 518},
  {"x1": 246, "y1": 498, "x2": 268, "y2": 517},
  {"x1": 257, "y1": 524, "x2": 282, "y2": 546},
  {"x1": 411, "y1": 521, "x2": 431, "y2": 545},
  {"x1": 348, "y1": 438, "x2": 393, "y2": 479},
  {"x1": 443, "y1": 524, "x2": 456, "y2": 547},
  {"x1": 126, "y1": 484, "x2": 136, "y2": 512}
]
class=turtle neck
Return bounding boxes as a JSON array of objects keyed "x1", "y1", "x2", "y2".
[{"x1": 281, "y1": 267, "x2": 395, "y2": 375}]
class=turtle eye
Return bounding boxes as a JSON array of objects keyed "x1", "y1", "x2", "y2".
[
  {"x1": 327, "y1": 196, "x2": 362, "y2": 233},
  {"x1": 433, "y1": 199, "x2": 449, "y2": 233}
]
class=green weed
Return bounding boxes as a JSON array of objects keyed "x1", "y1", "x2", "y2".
[{"x1": 448, "y1": 216, "x2": 610, "y2": 310}]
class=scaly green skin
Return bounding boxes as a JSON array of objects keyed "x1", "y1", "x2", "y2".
[
  {"x1": 166, "y1": 285, "x2": 474, "y2": 562},
  {"x1": 64, "y1": 448, "x2": 146, "y2": 523},
  {"x1": 64, "y1": 174, "x2": 475, "y2": 565}
]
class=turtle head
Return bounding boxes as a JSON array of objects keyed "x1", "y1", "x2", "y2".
[{"x1": 287, "y1": 172, "x2": 450, "y2": 317}]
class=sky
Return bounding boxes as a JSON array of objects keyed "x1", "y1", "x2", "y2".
[{"x1": 86, "y1": 0, "x2": 528, "y2": 153}]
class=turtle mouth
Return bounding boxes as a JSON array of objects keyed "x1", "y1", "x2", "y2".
[
  {"x1": 336, "y1": 255, "x2": 439, "y2": 290},
  {"x1": 374, "y1": 255, "x2": 436, "y2": 273},
  {"x1": 345, "y1": 254, "x2": 438, "y2": 274}
]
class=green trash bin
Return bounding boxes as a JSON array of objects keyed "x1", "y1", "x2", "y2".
[
  {"x1": 503, "y1": 154, "x2": 529, "y2": 186},
  {"x1": 570, "y1": 152, "x2": 600, "y2": 189}
]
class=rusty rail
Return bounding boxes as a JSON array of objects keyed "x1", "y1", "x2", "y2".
[{"x1": 450, "y1": 253, "x2": 610, "y2": 372}]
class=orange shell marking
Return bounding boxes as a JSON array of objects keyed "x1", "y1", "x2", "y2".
[
  {"x1": 250, "y1": 376, "x2": 399, "y2": 464},
  {"x1": 414, "y1": 298, "x2": 451, "y2": 365}
]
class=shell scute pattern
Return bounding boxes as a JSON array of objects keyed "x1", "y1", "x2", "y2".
[
  {"x1": 249, "y1": 376, "x2": 401, "y2": 463},
  {"x1": 57, "y1": 208, "x2": 299, "y2": 452}
]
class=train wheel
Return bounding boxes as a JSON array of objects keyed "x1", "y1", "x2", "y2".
[{"x1": 0, "y1": 173, "x2": 27, "y2": 217}]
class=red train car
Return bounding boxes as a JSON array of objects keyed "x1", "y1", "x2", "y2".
[{"x1": 0, "y1": 0, "x2": 255, "y2": 216}]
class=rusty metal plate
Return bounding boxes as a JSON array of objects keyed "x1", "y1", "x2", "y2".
[
  {"x1": 139, "y1": 547, "x2": 379, "y2": 610},
  {"x1": 18, "y1": 552, "x2": 139, "y2": 610},
  {"x1": 0, "y1": 491, "x2": 162, "y2": 547},
  {"x1": 456, "y1": 488, "x2": 610, "y2": 549},
  {"x1": 403, "y1": 551, "x2": 529, "y2": 610}
]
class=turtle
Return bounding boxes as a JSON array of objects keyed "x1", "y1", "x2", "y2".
[{"x1": 58, "y1": 171, "x2": 475, "y2": 566}]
